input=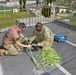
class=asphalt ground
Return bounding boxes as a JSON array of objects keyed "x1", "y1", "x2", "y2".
[{"x1": 0, "y1": 22, "x2": 76, "y2": 75}]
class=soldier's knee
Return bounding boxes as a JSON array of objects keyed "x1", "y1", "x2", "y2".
[{"x1": 9, "y1": 51, "x2": 19, "y2": 56}]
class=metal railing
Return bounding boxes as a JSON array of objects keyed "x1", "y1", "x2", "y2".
[
  {"x1": 0, "y1": 6, "x2": 53, "y2": 29},
  {"x1": 0, "y1": 5, "x2": 76, "y2": 29}
]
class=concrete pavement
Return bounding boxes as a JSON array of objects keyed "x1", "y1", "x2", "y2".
[{"x1": 0, "y1": 22, "x2": 76, "y2": 75}]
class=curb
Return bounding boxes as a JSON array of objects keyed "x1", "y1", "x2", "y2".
[{"x1": 54, "y1": 21, "x2": 76, "y2": 31}]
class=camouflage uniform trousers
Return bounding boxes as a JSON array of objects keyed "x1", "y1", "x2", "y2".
[
  {"x1": 3, "y1": 44, "x2": 20, "y2": 56},
  {"x1": 42, "y1": 35, "x2": 54, "y2": 51}
]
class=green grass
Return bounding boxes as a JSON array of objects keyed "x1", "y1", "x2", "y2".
[
  {"x1": 0, "y1": 11, "x2": 33, "y2": 29},
  {"x1": 70, "y1": 20, "x2": 76, "y2": 26},
  {"x1": 56, "y1": 17, "x2": 67, "y2": 21},
  {"x1": 72, "y1": 15, "x2": 76, "y2": 19},
  {"x1": 56, "y1": 16, "x2": 76, "y2": 26},
  {"x1": 60, "y1": 12, "x2": 68, "y2": 14},
  {"x1": 53, "y1": 0, "x2": 64, "y2": 6},
  {"x1": 69, "y1": 15, "x2": 76, "y2": 26}
]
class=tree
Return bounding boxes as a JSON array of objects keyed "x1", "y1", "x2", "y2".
[
  {"x1": 36, "y1": 0, "x2": 39, "y2": 6},
  {"x1": 19, "y1": 0, "x2": 22, "y2": 11},
  {"x1": 47, "y1": 0, "x2": 56, "y2": 5},
  {"x1": 41, "y1": 0, "x2": 56, "y2": 17},
  {"x1": 23, "y1": 0, "x2": 26, "y2": 10},
  {"x1": 19, "y1": 0, "x2": 26, "y2": 11}
]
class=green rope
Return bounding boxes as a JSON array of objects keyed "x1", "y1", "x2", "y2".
[
  {"x1": 38, "y1": 48, "x2": 62, "y2": 67},
  {"x1": 20, "y1": 39, "x2": 40, "y2": 66},
  {"x1": 21, "y1": 39, "x2": 62, "y2": 68},
  {"x1": 29, "y1": 47, "x2": 45, "y2": 70},
  {"x1": 29, "y1": 48, "x2": 39, "y2": 66}
]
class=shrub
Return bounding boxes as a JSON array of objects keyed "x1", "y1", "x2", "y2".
[{"x1": 42, "y1": 6, "x2": 51, "y2": 17}]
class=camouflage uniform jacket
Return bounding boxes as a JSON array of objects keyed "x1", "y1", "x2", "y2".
[{"x1": 32, "y1": 25, "x2": 54, "y2": 50}]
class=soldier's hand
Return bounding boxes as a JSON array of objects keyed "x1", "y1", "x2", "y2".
[
  {"x1": 27, "y1": 45, "x2": 32, "y2": 48},
  {"x1": 35, "y1": 44, "x2": 39, "y2": 46},
  {"x1": 28, "y1": 41, "x2": 32, "y2": 45}
]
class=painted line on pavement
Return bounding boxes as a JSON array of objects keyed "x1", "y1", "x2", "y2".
[
  {"x1": 66, "y1": 41, "x2": 76, "y2": 47},
  {"x1": 56, "y1": 40, "x2": 76, "y2": 75},
  {"x1": 53, "y1": 34, "x2": 74, "y2": 75},
  {"x1": 56, "y1": 63, "x2": 72, "y2": 75}
]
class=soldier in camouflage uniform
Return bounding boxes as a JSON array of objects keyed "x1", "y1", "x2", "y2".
[
  {"x1": 1, "y1": 23, "x2": 31, "y2": 56},
  {"x1": 30, "y1": 22, "x2": 54, "y2": 51}
]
